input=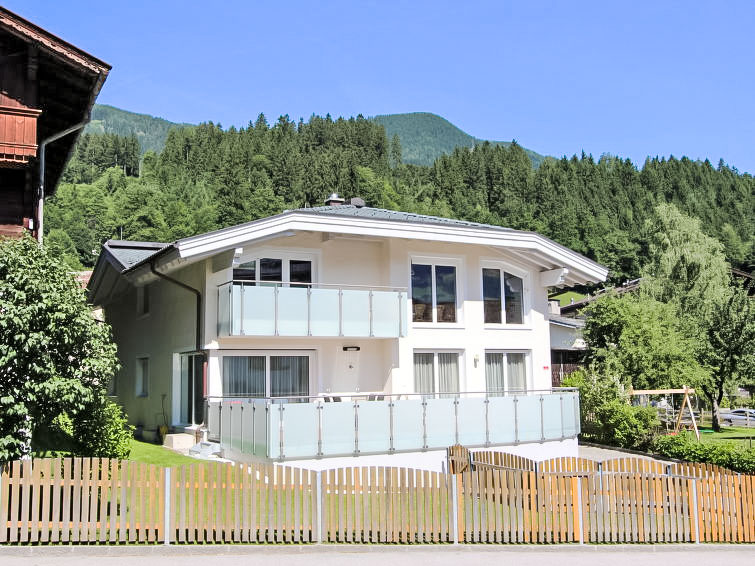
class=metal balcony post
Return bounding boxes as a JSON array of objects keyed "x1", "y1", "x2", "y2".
[
  {"x1": 274, "y1": 286, "x2": 279, "y2": 336},
  {"x1": 484, "y1": 397, "x2": 490, "y2": 446},
  {"x1": 307, "y1": 286, "x2": 312, "y2": 336},
  {"x1": 389, "y1": 399, "x2": 395, "y2": 452},
  {"x1": 354, "y1": 400, "x2": 360, "y2": 454},
  {"x1": 422, "y1": 396, "x2": 428, "y2": 449},
  {"x1": 278, "y1": 403, "x2": 285, "y2": 460},
  {"x1": 540, "y1": 395, "x2": 545, "y2": 441},
  {"x1": 513, "y1": 396, "x2": 519, "y2": 444},
  {"x1": 560, "y1": 394, "x2": 565, "y2": 440},
  {"x1": 454, "y1": 395, "x2": 459, "y2": 445},
  {"x1": 317, "y1": 403, "x2": 323, "y2": 456},
  {"x1": 251, "y1": 401, "x2": 256, "y2": 455},
  {"x1": 369, "y1": 290, "x2": 374, "y2": 337},
  {"x1": 239, "y1": 284, "x2": 244, "y2": 335}
]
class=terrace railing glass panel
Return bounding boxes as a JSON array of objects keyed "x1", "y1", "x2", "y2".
[
  {"x1": 218, "y1": 281, "x2": 407, "y2": 338},
  {"x1": 209, "y1": 389, "x2": 580, "y2": 461}
]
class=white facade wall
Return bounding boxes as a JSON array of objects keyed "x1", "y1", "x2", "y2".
[{"x1": 202, "y1": 233, "x2": 554, "y2": 400}]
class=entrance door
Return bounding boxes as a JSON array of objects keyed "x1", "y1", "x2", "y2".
[{"x1": 180, "y1": 353, "x2": 205, "y2": 425}]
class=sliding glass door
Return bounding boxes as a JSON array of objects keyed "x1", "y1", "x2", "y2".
[
  {"x1": 413, "y1": 351, "x2": 460, "y2": 397},
  {"x1": 485, "y1": 351, "x2": 529, "y2": 394},
  {"x1": 222, "y1": 352, "x2": 312, "y2": 399}
]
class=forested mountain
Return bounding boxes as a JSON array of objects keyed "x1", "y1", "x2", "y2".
[
  {"x1": 87, "y1": 105, "x2": 544, "y2": 166},
  {"x1": 85, "y1": 104, "x2": 192, "y2": 154},
  {"x1": 46, "y1": 113, "x2": 754, "y2": 284},
  {"x1": 374, "y1": 112, "x2": 544, "y2": 167}
]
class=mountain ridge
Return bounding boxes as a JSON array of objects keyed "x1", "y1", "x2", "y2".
[{"x1": 87, "y1": 104, "x2": 544, "y2": 167}]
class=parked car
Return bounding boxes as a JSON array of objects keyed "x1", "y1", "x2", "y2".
[{"x1": 722, "y1": 408, "x2": 755, "y2": 426}]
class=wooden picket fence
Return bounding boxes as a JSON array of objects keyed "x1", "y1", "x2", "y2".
[{"x1": 1, "y1": 455, "x2": 754, "y2": 544}]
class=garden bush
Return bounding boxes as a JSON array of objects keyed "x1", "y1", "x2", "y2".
[{"x1": 652, "y1": 432, "x2": 755, "y2": 474}]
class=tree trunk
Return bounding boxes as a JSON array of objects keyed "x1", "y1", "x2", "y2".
[{"x1": 711, "y1": 395, "x2": 722, "y2": 432}]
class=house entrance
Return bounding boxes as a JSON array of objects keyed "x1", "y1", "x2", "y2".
[{"x1": 180, "y1": 353, "x2": 205, "y2": 425}]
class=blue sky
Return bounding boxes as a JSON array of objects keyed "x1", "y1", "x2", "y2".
[{"x1": 8, "y1": 1, "x2": 755, "y2": 172}]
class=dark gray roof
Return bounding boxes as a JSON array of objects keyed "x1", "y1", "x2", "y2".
[
  {"x1": 548, "y1": 315, "x2": 585, "y2": 328},
  {"x1": 103, "y1": 240, "x2": 167, "y2": 272},
  {"x1": 291, "y1": 205, "x2": 518, "y2": 232}
]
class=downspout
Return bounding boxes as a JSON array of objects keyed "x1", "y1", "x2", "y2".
[
  {"x1": 149, "y1": 261, "x2": 203, "y2": 353},
  {"x1": 37, "y1": 119, "x2": 90, "y2": 244}
]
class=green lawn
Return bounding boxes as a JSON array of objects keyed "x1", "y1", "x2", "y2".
[
  {"x1": 127, "y1": 439, "x2": 200, "y2": 467},
  {"x1": 549, "y1": 290, "x2": 586, "y2": 307},
  {"x1": 696, "y1": 426, "x2": 755, "y2": 449}
]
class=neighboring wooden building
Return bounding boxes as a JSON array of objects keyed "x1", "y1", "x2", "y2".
[{"x1": 0, "y1": 7, "x2": 109, "y2": 239}]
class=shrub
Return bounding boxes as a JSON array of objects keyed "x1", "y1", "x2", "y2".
[{"x1": 652, "y1": 433, "x2": 755, "y2": 474}]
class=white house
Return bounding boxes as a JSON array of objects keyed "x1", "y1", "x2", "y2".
[{"x1": 88, "y1": 196, "x2": 608, "y2": 470}]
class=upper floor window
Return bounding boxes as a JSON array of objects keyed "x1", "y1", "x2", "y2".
[
  {"x1": 411, "y1": 262, "x2": 457, "y2": 323},
  {"x1": 136, "y1": 285, "x2": 150, "y2": 316},
  {"x1": 482, "y1": 268, "x2": 524, "y2": 324},
  {"x1": 233, "y1": 257, "x2": 312, "y2": 286}
]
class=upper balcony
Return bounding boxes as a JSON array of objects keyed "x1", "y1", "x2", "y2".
[{"x1": 217, "y1": 281, "x2": 408, "y2": 338}]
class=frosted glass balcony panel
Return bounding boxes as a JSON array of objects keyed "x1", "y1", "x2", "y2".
[
  {"x1": 487, "y1": 396, "x2": 517, "y2": 445},
  {"x1": 562, "y1": 392, "x2": 580, "y2": 436},
  {"x1": 457, "y1": 397, "x2": 488, "y2": 446},
  {"x1": 341, "y1": 290, "x2": 370, "y2": 336},
  {"x1": 242, "y1": 286, "x2": 276, "y2": 335},
  {"x1": 399, "y1": 292, "x2": 408, "y2": 336},
  {"x1": 515, "y1": 394, "x2": 543, "y2": 443},
  {"x1": 309, "y1": 288, "x2": 340, "y2": 336},
  {"x1": 279, "y1": 402, "x2": 319, "y2": 458},
  {"x1": 320, "y1": 401, "x2": 356, "y2": 456},
  {"x1": 372, "y1": 291, "x2": 402, "y2": 337},
  {"x1": 277, "y1": 287, "x2": 309, "y2": 336},
  {"x1": 542, "y1": 393, "x2": 563, "y2": 439},
  {"x1": 392, "y1": 399, "x2": 424, "y2": 451},
  {"x1": 251, "y1": 399, "x2": 269, "y2": 456},
  {"x1": 231, "y1": 284, "x2": 242, "y2": 335},
  {"x1": 218, "y1": 284, "x2": 231, "y2": 336},
  {"x1": 425, "y1": 398, "x2": 456, "y2": 448},
  {"x1": 355, "y1": 400, "x2": 392, "y2": 453}
]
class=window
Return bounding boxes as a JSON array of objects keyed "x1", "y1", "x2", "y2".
[
  {"x1": 233, "y1": 257, "x2": 312, "y2": 286},
  {"x1": 482, "y1": 268, "x2": 524, "y2": 324},
  {"x1": 413, "y1": 351, "x2": 460, "y2": 396},
  {"x1": 136, "y1": 285, "x2": 150, "y2": 316},
  {"x1": 135, "y1": 357, "x2": 149, "y2": 397},
  {"x1": 180, "y1": 353, "x2": 205, "y2": 425},
  {"x1": 411, "y1": 262, "x2": 457, "y2": 323},
  {"x1": 222, "y1": 353, "x2": 310, "y2": 399},
  {"x1": 485, "y1": 351, "x2": 528, "y2": 394}
]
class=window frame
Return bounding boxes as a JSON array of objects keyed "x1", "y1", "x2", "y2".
[
  {"x1": 409, "y1": 255, "x2": 464, "y2": 327},
  {"x1": 233, "y1": 248, "x2": 319, "y2": 287},
  {"x1": 483, "y1": 350, "x2": 531, "y2": 394},
  {"x1": 479, "y1": 259, "x2": 530, "y2": 328},
  {"x1": 136, "y1": 285, "x2": 150, "y2": 317},
  {"x1": 135, "y1": 356, "x2": 149, "y2": 398},
  {"x1": 412, "y1": 349, "x2": 464, "y2": 396},
  {"x1": 219, "y1": 350, "x2": 316, "y2": 399}
]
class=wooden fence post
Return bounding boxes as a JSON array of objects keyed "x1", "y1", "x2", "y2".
[
  {"x1": 574, "y1": 476, "x2": 584, "y2": 544},
  {"x1": 315, "y1": 470, "x2": 322, "y2": 544},
  {"x1": 452, "y1": 474, "x2": 460, "y2": 544},
  {"x1": 163, "y1": 467, "x2": 171, "y2": 545},
  {"x1": 691, "y1": 478, "x2": 700, "y2": 544}
]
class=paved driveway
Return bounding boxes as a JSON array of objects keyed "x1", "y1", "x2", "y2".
[{"x1": 0, "y1": 545, "x2": 751, "y2": 566}]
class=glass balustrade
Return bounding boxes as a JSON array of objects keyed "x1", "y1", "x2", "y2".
[
  {"x1": 208, "y1": 389, "x2": 580, "y2": 461},
  {"x1": 217, "y1": 281, "x2": 407, "y2": 338}
]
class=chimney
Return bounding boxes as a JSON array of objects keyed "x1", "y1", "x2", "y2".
[
  {"x1": 349, "y1": 197, "x2": 366, "y2": 208},
  {"x1": 548, "y1": 300, "x2": 561, "y2": 315},
  {"x1": 324, "y1": 192, "x2": 345, "y2": 206}
]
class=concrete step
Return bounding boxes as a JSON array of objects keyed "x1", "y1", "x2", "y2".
[
  {"x1": 162, "y1": 433, "x2": 195, "y2": 451},
  {"x1": 189, "y1": 441, "x2": 221, "y2": 458}
]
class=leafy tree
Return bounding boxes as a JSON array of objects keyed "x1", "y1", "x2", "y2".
[
  {"x1": 700, "y1": 284, "x2": 755, "y2": 431},
  {"x1": 583, "y1": 293, "x2": 709, "y2": 391},
  {"x1": 0, "y1": 237, "x2": 131, "y2": 461},
  {"x1": 642, "y1": 203, "x2": 731, "y2": 318}
]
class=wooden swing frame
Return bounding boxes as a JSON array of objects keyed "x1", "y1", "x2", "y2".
[{"x1": 629, "y1": 385, "x2": 700, "y2": 441}]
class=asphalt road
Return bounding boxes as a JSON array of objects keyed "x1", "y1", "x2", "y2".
[{"x1": 1, "y1": 545, "x2": 752, "y2": 566}]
